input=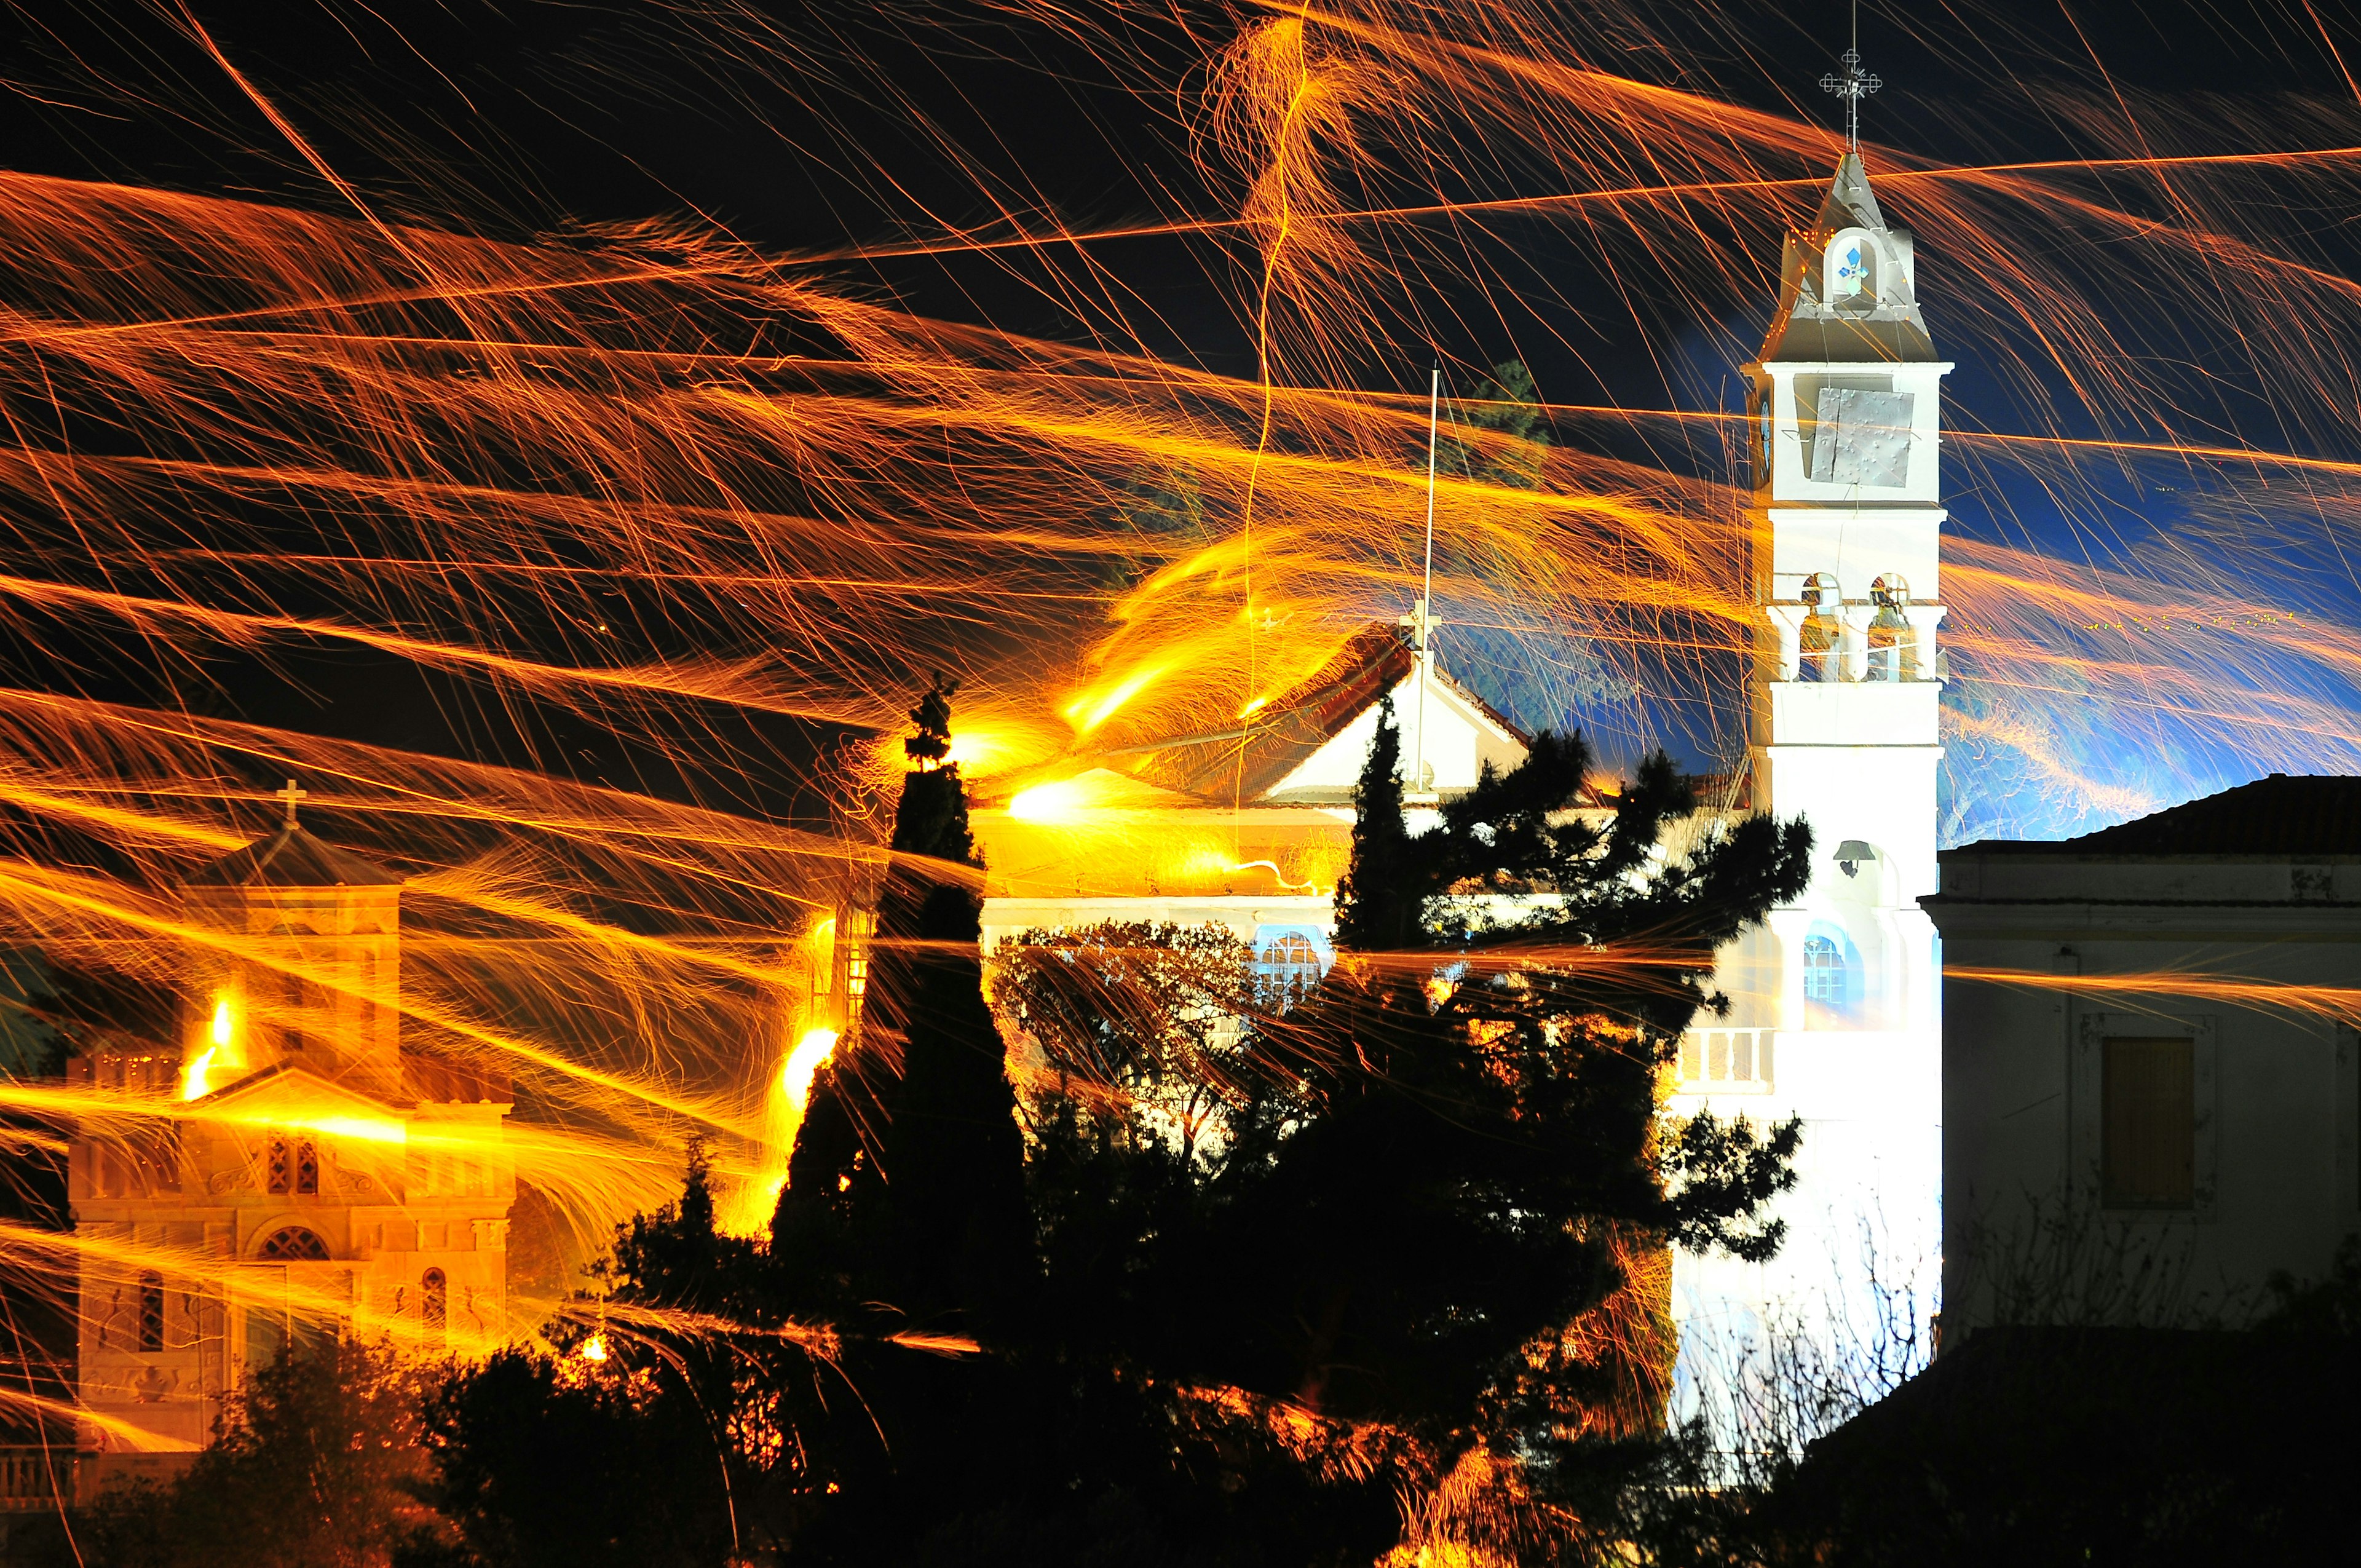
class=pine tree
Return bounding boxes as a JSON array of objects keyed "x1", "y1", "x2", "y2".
[
  {"x1": 1263, "y1": 705, "x2": 1810, "y2": 1419},
  {"x1": 1016, "y1": 699, "x2": 1812, "y2": 1548},
  {"x1": 415, "y1": 691, "x2": 1811, "y2": 1566}
]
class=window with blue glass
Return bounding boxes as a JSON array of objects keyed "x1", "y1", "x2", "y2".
[
  {"x1": 1254, "y1": 926, "x2": 1331, "y2": 1012},
  {"x1": 1802, "y1": 935, "x2": 1845, "y2": 1002}
]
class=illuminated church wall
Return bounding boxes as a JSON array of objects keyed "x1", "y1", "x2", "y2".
[
  {"x1": 975, "y1": 659, "x2": 1526, "y2": 968},
  {"x1": 68, "y1": 804, "x2": 513, "y2": 1459}
]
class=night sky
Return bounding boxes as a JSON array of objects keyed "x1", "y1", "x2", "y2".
[
  {"x1": 1, "y1": 1, "x2": 2354, "y2": 831},
  {"x1": 4, "y1": 2, "x2": 2339, "y2": 397}
]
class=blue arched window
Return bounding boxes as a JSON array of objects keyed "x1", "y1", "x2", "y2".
[
  {"x1": 1802, "y1": 935, "x2": 1845, "y2": 1002},
  {"x1": 1801, "y1": 928, "x2": 1862, "y2": 1029},
  {"x1": 1254, "y1": 925, "x2": 1332, "y2": 1012}
]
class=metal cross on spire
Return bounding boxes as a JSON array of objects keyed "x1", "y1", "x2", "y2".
[
  {"x1": 1820, "y1": 3, "x2": 1881, "y2": 151},
  {"x1": 275, "y1": 778, "x2": 309, "y2": 826},
  {"x1": 1821, "y1": 50, "x2": 1881, "y2": 149}
]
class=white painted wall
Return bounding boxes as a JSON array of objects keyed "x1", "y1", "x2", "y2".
[
  {"x1": 1268, "y1": 665, "x2": 1526, "y2": 800},
  {"x1": 1930, "y1": 853, "x2": 2361, "y2": 1339},
  {"x1": 1672, "y1": 163, "x2": 1953, "y2": 1392}
]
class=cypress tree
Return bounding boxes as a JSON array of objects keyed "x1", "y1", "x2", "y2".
[
  {"x1": 1331, "y1": 694, "x2": 1416, "y2": 954},
  {"x1": 775, "y1": 678, "x2": 1026, "y2": 1323},
  {"x1": 870, "y1": 678, "x2": 1028, "y2": 1321}
]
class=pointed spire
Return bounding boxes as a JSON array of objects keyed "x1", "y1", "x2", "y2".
[
  {"x1": 1813, "y1": 151, "x2": 1889, "y2": 238},
  {"x1": 1755, "y1": 150, "x2": 1935, "y2": 366}
]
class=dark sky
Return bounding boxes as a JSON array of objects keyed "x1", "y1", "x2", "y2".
[
  {"x1": 0, "y1": 1, "x2": 2352, "y2": 827},
  {"x1": 1, "y1": 0, "x2": 2343, "y2": 394}
]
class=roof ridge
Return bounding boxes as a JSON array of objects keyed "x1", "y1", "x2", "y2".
[
  {"x1": 184, "y1": 818, "x2": 403, "y2": 889},
  {"x1": 1956, "y1": 773, "x2": 2361, "y2": 857}
]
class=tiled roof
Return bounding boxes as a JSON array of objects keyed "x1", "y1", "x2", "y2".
[
  {"x1": 1960, "y1": 775, "x2": 2361, "y2": 857},
  {"x1": 1134, "y1": 624, "x2": 1412, "y2": 801},
  {"x1": 184, "y1": 823, "x2": 402, "y2": 889},
  {"x1": 1129, "y1": 623, "x2": 1529, "y2": 802}
]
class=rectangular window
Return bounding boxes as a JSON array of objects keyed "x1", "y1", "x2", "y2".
[
  {"x1": 136, "y1": 1272, "x2": 165, "y2": 1353},
  {"x1": 2103, "y1": 1036, "x2": 2196, "y2": 1209}
]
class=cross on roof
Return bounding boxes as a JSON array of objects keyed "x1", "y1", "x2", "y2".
[
  {"x1": 1821, "y1": 47, "x2": 1881, "y2": 151},
  {"x1": 1398, "y1": 596, "x2": 1439, "y2": 655},
  {"x1": 275, "y1": 779, "x2": 309, "y2": 826}
]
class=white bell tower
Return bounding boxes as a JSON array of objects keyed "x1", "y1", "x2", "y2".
[{"x1": 1673, "y1": 144, "x2": 1950, "y2": 1383}]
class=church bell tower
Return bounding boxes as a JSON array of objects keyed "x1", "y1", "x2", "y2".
[
  {"x1": 1673, "y1": 134, "x2": 1950, "y2": 1360},
  {"x1": 1746, "y1": 149, "x2": 1950, "y2": 1032}
]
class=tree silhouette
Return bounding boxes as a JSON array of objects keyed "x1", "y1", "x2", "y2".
[{"x1": 416, "y1": 692, "x2": 1814, "y2": 1565}]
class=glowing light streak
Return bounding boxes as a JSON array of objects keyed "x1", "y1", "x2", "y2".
[
  {"x1": 1949, "y1": 965, "x2": 2361, "y2": 1028},
  {"x1": 1007, "y1": 779, "x2": 1089, "y2": 822},
  {"x1": 781, "y1": 1028, "x2": 839, "y2": 1109},
  {"x1": 0, "y1": 857, "x2": 759, "y2": 1139},
  {"x1": 1066, "y1": 663, "x2": 1171, "y2": 735},
  {"x1": 2, "y1": 0, "x2": 2360, "y2": 1427},
  {"x1": 720, "y1": 1026, "x2": 838, "y2": 1237},
  {"x1": 818, "y1": 143, "x2": 2361, "y2": 261},
  {"x1": 0, "y1": 1383, "x2": 197, "y2": 1454},
  {"x1": 1224, "y1": 860, "x2": 1321, "y2": 892},
  {"x1": 0, "y1": 568, "x2": 861, "y2": 724}
]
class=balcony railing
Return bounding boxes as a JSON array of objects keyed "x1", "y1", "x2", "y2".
[
  {"x1": 1675, "y1": 1028, "x2": 1774, "y2": 1094},
  {"x1": 0, "y1": 1448, "x2": 79, "y2": 1511}
]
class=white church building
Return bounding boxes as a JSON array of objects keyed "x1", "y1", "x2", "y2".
[{"x1": 971, "y1": 149, "x2": 1951, "y2": 1388}]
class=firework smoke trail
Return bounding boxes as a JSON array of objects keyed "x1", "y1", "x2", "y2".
[{"x1": 0, "y1": 0, "x2": 2355, "y2": 1470}]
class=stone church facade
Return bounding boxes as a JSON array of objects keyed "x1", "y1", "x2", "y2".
[{"x1": 69, "y1": 790, "x2": 513, "y2": 1455}]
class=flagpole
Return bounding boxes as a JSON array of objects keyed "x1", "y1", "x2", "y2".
[{"x1": 1414, "y1": 363, "x2": 1439, "y2": 797}]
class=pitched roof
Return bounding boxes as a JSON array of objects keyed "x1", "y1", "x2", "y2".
[
  {"x1": 1126, "y1": 623, "x2": 1529, "y2": 802},
  {"x1": 1956, "y1": 774, "x2": 2361, "y2": 858},
  {"x1": 187, "y1": 1051, "x2": 510, "y2": 1111},
  {"x1": 1813, "y1": 149, "x2": 1889, "y2": 234},
  {"x1": 184, "y1": 823, "x2": 401, "y2": 889},
  {"x1": 187, "y1": 1058, "x2": 404, "y2": 1114}
]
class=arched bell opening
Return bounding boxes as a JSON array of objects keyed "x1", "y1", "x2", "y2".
[
  {"x1": 1825, "y1": 226, "x2": 1883, "y2": 313},
  {"x1": 1798, "y1": 572, "x2": 1841, "y2": 682},
  {"x1": 1868, "y1": 574, "x2": 1913, "y2": 681}
]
